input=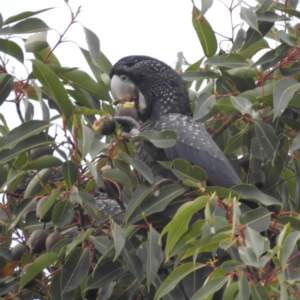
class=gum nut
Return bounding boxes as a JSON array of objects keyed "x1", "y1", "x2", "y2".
[
  {"x1": 36, "y1": 196, "x2": 56, "y2": 223},
  {"x1": 11, "y1": 243, "x2": 28, "y2": 261},
  {"x1": 30, "y1": 145, "x2": 54, "y2": 160},
  {"x1": 92, "y1": 115, "x2": 116, "y2": 135},
  {"x1": 27, "y1": 229, "x2": 49, "y2": 253},
  {"x1": 115, "y1": 106, "x2": 138, "y2": 120},
  {"x1": 45, "y1": 232, "x2": 64, "y2": 252}
]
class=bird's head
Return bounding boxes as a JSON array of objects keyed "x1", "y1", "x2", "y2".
[{"x1": 110, "y1": 55, "x2": 191, "y2": 121}]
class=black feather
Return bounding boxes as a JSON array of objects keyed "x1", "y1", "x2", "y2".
[{"x1": 111, "y1": 56, "x2": 241, "y2": 188}]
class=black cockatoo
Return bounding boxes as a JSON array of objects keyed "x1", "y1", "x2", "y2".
[{"x1": 110, "y1": 55, "x2": 241, "y2": 188}]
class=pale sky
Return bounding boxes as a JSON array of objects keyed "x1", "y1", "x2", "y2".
[
  {"x1": 1, "y1": 0, "x2": 239, "y2": 71},
  {"x1": 1, "y1": 0, "x2": 258, "y2": 129}
]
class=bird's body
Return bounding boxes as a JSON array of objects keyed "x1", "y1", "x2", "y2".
[{"x1": 110, "y1": 56, "x2": 241, "y2": 188}]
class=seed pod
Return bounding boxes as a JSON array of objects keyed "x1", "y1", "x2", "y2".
[
  {"x1": 30, "y1": 145, "x2": 54, "y2": 160},
  {"x1": 115, "y1": 106, "x2": 138, "y2": 120},
  {"x1": 93, "y1": 115, "x2": 116, "y2": 135},
  {"x1": 27, "y1": 229, "x2": 48, "y2": 253},
  {"x1": 36, "y1": 196, "x2": 57, "y2": 223},
  {"x1": 45, "y1": 232, "x2": 64, "y2": 252},
  {"x1": 11, "y1": 243, "x2": 28, "y2": 261}
]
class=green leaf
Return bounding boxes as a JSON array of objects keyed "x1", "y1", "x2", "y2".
[
  {"x1": 238, "y1": 246, "x2": 259, "y2": 268},
  {"x1": 23, "y1": 155, "x2": 62, "y2": 171},
  {"x1": 25, "y1": 32, "x2": 48, "y2": 52},
  {"x1": 34, "y1": 47, "x2": 61, "y2": 66},
  {"x1": 224, "y1": 130, "x2": 246, "y2": 154},
  {"x1": 238, "y1": 39, "x2": 269, "y2": 59},
  {"x1": 39, "y1": 190, "x2": 60, "y2": 221},
  {"x1": 193, "y1": 92, "x2": 216, "y2": 121},
  {"x1": 252, "y1": 44, "x2": 290, "y2": 70},
  {"x1": 31, "y1": 59, "x2": 73, "y2": 119},
  {"x1": 124, "y1": 181, "x2": 154, "y2": 222},
  {"x1": 3, "y1": 8, "x2": 54, "y2": 25},
  {"x1": 240, "y1": 7, "x2": 259, "y2": 33},
  {"x1": 205, "y1": 53, "x2": 249, "y2": 68},
  {"x1": 8, "y1": 198, "x2": 36, "y2": 230},
  {"x1": 0, "y1": 73, "x2": 14, "y2": 106},
  {"x1": 182, "y1": 70, "x2": 219, "y2": 81},
  {"x1": 0, "y1": 120, "x2": 52, "y2": 150},
  {"x1": 74, "y1": 106, "x2": 105, "y2": 116},
  {"x1": 280, "y1": 62, "x2": 300, "y2": 76},
  {"x1": 0, "y1": 163, "x2": 8, "y2": 189},
  {"x1": 134, "y1": 130, "x2": 178, "y2": 148},
  {"x1": 23, "y1": 168, "x2": 51, "y2": 199},
  {"x1": 256, "y1": 12, "x2": 289, "y2": 22},
  {"x1": 238, "y1": 272, "x2": 250, "y2": 300},
  {"x1": 111, "y1": 221, "x2": 125, "y2": 261},
  {"x1": 127, "y1": 184, "x2": 187, "y2": 225},
  {"x1": 79, "y1": 121, "x2": 94, "y2": 159},
  {"x1": 250, "y1": 282, "x2": 271, "y2": 299},
  {"x1": 165, "y1": 213, "x2": 190, "y2": 260},
  {"x1": 290, "y1": 132, "x2": 300, "y2": 153},
  {"x1": 146, "y1": 225, "x2": 163, "y2": 288},
  {"x1": 61, "y1": 248, "x2": 90, "y2": 292},
  {"x1": 19, "y1": 253, "x2": 58, "y2": 290},
  {"x1": 241, "y1": 21, "x2": 274, "y2": 51},
  {"x1": 0, "y1": 133, "x2": 52, "y2": 163},
  {"x1": 190, "y1": 276, "x2": 231, "y2": 300},
  {"x1": 121, "y1": 249, "x2": 144, "y2": 283},
  {"x1": 275, "y1": 3, "x2": 300, "y2": 19},
  {"x1": 80, "y1": 47, "x2": 112, "y2": 78},
  {"x1": 52, "y1": 200, "x2": 74, "y2": 228},
  {"x1": 83, "y1": 26, "x2": 100, "y2": 62},
  {"x1": 227, "y1": 67, "x2": 256, "y2": 78},
  {"x1": 88, "y1": 236, "x2": 109, "y2": 255},
  {"x1": 102, "y1": 168, "x2": 131, "y2": 187},
  {"x1": 65, "y1": 229, "x2": 94, "y2": 256},
  {"x1": 231, "y1": 96, "x2": 253, "y2": 115},
  {"x1": 62, "y1": 160, "x2": 78, "y2": 188},
  {"x1": 170, "y1": 158, "x2": 207, "y2": 183},
  {"x1": 154, "y1": 263, "x2": 206, "y2": 300},
  {"x1": 281, "y1": 231, "x2": 300, "y2": 271},
  {"x1": 223, "y1": 282, "x2": 240, "y2": 300},
  {"x1": 243, "y1": 226, "x2": 268, "y2": 257},
  {"x1": 161, "y1": 195, "x2": 212, "y2": 237},
  {"x1": 0, "y1": 38, "x2": 24, "y2": 63},
  {"x1": 169, "y1": 220, "x2": 204, "y2": 257},
  {"x1": 192, "y1": 6, "x2": 217, "y2": 57},
  {"x1": 276, "y1": 30, "x2": 296, "y2": 47},
  {"x1": 232, "y1": 184, "x2": 280, "y2": 206},
  {"x1": 118, "y1": 152, "x2": 153, "y2": 184},
  {"x1": 86, "y1": 261, "x2": 126, "y2": 291},
  {"x1": 255, "y1": 122, "x2": 279, "y2": 161},
  {"x1": 59, "y1": 69, "x2": 109, "y2": 100},
  {"x1": 200, "y1": 0, "x2": 213, "y2": 16},
  {"x1": 195, "y1": 232, "x2": 232, "y2": 253},
  {"x1": 240, "y1": 207, "x2": 271, "y2": 232},
  {"x1": 273, "y1": 78, "x2": 300, "y2": 119},
  {"x1": 0, "y1": 18, "x2": 50, "y2": 35},
  {"x1": 49, "y1": 273, "x2": 75, "y2": 300}
]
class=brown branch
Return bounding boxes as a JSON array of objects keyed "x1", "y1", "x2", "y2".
[{"x1": 211, "y1": 114, "x2": 239, "y2": 140}]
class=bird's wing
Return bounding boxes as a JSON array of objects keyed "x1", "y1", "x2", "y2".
[{"x1": 154, "y1": 114, "x2": 241, "y2": 188}]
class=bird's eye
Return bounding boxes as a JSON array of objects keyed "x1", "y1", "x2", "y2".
[{"x1": 120, "y1": 75, "x2": 128, "y2": 81}]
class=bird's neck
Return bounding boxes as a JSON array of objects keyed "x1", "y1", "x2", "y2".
[{"x1": 151, "y1": 97, "x2": 192, "y2": 119}]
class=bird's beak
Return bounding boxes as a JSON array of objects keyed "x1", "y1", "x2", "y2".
[{"x1": 111, "y1": 75, "x2": 138, "y2": 105}]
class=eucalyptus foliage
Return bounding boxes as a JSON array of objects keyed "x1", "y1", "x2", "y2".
[{"x1": 1, "y1": 1, "x2": 300, "y2": 299}]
